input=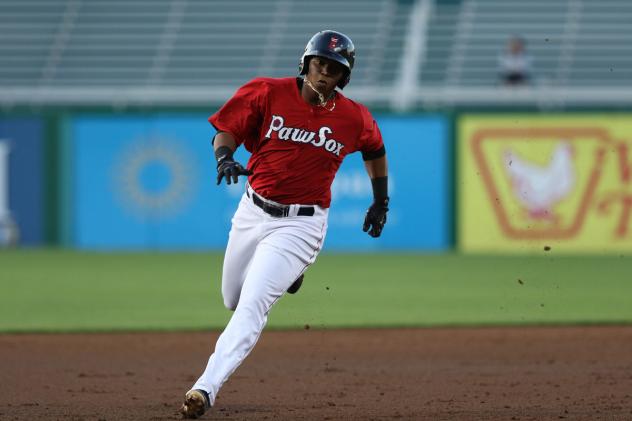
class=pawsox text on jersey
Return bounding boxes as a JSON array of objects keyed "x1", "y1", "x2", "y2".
[{"x1": 264, "y1": 114, "x2": 344, "y2": 156}]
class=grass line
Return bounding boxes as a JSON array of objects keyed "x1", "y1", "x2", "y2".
[{"x1": 1, "y1": 249, "x2": 631, "y2": 333}]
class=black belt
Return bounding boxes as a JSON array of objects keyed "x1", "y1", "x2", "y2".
[{"x1": 247, "y1": 189, "x2": 315, "y2": 217}]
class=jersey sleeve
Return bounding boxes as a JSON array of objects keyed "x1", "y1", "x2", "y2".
[
  {"x1": 208, "y1": 78, "x2": 269, "y2": 150},
  {"x1": 357, "y1": 104, "x2": 384, "y2": 156}
]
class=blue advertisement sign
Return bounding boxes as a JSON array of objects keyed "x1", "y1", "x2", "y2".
[
  {"x1": 0, "y1": 118, "x2": 44, "y2": 246},
  {"x1": 71, "y1": 114, "x2": 451, "y2": 251},
  {"x1": 327, "y1": 115, "x2": 451, "y2": 251},
  {"x1": 72, "y1": 115, "x2": 248, "y2": 249}
]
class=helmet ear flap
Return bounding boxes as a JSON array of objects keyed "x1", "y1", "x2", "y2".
[
  {"x1": 338, "y1": 72, "x2": 351, "y2": 89},
  {"x1": 299, "y1": 55, "x2": 312, "y2": 75}
]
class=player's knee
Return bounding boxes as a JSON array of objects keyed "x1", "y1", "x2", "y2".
[
  {"x1": 222, "y1": 286, "x2": 239, "y2": 310},
  {"x1": 223, "y1": 296, "x2": 238, "y2": 311},
  {"x1": 221, "y1": 278, "x2": 241, "y2": 311}
]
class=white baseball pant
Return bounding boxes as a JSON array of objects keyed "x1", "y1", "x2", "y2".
[{"x1": 192, "y1": 184, "x2": 328, "y2": 405}]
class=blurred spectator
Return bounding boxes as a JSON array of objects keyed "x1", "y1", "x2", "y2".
[{"x1": 498, "y1": 36, "x2": 532, "y2": 86}]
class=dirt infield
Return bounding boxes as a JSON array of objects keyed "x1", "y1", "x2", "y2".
[{"x1": 1, "y1": 327, "x2": 632, "y2": 420}]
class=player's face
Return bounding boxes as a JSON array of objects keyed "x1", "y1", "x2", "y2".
[{"x1": 307, "y1": 56, "x2": 345, "y2": 92}]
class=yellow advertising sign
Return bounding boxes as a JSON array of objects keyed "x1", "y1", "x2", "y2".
[{"x1": 459, "y1": 114, "x2": 632, "y2": 253}]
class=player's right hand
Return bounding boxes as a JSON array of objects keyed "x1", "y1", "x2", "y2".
[{"x1": 217, "y1": 158, "x2": 251, "y2": 185}]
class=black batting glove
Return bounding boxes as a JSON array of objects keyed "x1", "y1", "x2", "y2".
[
  {"x1": 215, "y1": 145, "x2": 250, "y2": 185},
  {"x1": 363, "y1": 197, "x2": 389, "y2": 238},
  {"x1": 217, "y1": 158, "x2": 250, "y2": 185}
]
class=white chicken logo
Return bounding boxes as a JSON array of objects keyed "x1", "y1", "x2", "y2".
[{"x1": 503, "y1": 142, "x2": 575, "y2": 223}]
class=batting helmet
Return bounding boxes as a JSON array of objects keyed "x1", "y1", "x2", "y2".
[{"x1": 299, "y1": 30, "x2": 355, "y2": 89}]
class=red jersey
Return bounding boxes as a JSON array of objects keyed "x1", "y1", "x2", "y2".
[{"x1": 209, "y1": 77, "x2": 384, "y2": 208}]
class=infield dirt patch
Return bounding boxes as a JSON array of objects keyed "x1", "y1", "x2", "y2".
[{"x1": 1, "y1": 327, "x2": 632, "y2": 420}]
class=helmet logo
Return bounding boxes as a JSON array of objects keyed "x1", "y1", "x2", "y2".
[{"x1": 328, "y1": 36, "x2": 339, "y2": 49}]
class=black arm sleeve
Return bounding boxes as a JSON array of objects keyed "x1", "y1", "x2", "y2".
[
  {"x1": 371, "y1": 176, "x2": 388, "y2": 202},
  {"x1": 214, "y1": 145, "x2": 234, "y2": 166},
  {"x1": 362, "y1": 145, "x2": 386, "y2": 161}
]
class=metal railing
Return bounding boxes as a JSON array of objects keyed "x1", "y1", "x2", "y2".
[{"x1": 2, "y1": 0, "x2": 632, "y2": 109}]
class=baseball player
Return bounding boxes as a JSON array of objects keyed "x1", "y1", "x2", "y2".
[{"x1": 181, "y1": 30, "x2": 389, "y2": 418}]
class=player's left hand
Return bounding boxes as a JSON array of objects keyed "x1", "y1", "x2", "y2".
[{"x1": 363, "y1": 198, "x2": 389, "y2": 238}]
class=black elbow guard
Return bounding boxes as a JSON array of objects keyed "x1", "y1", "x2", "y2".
[{"x1": 362, "y1": 146, "x2": 386, "y2": 161}]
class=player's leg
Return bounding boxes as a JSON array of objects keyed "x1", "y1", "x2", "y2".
[
  {"x1": 191, "y1": 209, "x2": 328, "y2": 406},
  {"x1": 220, "y1": 193, "x2": 262, "y2": 310},
  {"x1": 182, "y1": 192, "x2": 265, "y2": 418}
]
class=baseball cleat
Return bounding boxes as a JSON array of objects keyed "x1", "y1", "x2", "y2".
[
  {"x1": 180, "y1": 389, "x2": 210, "y2": 419},
  {"x1": 287, "y1": 274, "x2": 304, "y2": 294}
]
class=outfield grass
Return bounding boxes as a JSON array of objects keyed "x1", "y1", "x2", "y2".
[{"x1": 0, "y1": 249, "x2": 631, "y2": 332}]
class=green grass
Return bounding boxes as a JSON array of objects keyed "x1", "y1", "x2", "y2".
[{"x1": 1, "y1": 249, "x2": 631, "y2": 332}]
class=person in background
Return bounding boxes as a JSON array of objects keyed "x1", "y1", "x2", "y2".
[{"x1": 498, "y1": 36, "x2": 533, "y2": 86}]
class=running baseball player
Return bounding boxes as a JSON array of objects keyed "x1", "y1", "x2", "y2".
[{"x1": 181, "y1": 30, "x2": 389, "y2": 418}]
